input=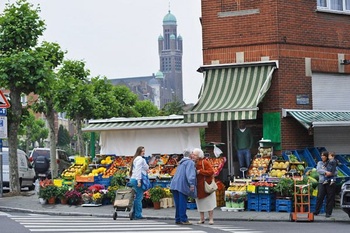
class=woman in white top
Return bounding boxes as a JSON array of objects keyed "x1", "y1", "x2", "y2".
[{"x1": 129, "y1": 146, "x2": 149, "y2": 220}]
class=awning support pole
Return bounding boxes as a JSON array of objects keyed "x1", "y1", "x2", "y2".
[
  {"x1": 227, "y1": 121, "x2": 234, "y2": 177},
  {"x1": 90, "y1": 132, "x2": 95, "y2": 159}
]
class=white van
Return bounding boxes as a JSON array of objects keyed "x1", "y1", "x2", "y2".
[{"x1": 1, "y1": 147, "x2": 35, "y2": 190}]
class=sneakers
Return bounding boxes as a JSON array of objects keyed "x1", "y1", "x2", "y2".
[{"x1": 176, "y1": 221, "x2": 192, "y2": 225}]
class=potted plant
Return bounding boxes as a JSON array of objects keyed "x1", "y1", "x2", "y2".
[
  {"x1": 56, "y1": 186, "x2": 70, "y2": 204},
  {"x1": 149, "y1": 186, "x2": 165, "y2": 209},
  {"x1": 65, "y1": 189, "x2": 82, "y2": 205},
  {"x1": 39, "y1": 185, "x2": 58, "y2": 204}
]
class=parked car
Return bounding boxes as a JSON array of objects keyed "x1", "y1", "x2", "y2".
[
  {"x1": 2, "y1": 147, "x2": 35, "y2": 190},
  {"x1": 29, "y1": 148, "x2": 71, "y2": 175},
  {"x1": 340, "y1": 179, "x2": 350, "y2": 218}
]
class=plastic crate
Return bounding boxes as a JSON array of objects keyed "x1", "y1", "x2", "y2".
[
  {"x1": 247, "y1": 193, "x2": 259, "y2": 201},
  {"x1": 296, "y1": 149, "x2": 316, "y2": 168},
  {"x1": 258, "y1": 203, "x2": 275, "y2": 212},
  {"x1": 282, "y1": 150, "x2": 301, "y2": 161},
  {"x1": 83, "y1": 182, "x2": 95, "y2": 187},
  {"x1": 257, "y1": 186, "x2": 273, "y2": 194},
  {"x1": 307, "y1": 147, "x2": 322, "y2": 162},
  {"x1": 276, "y1": 199, "x2": 293, "y2": 212},
  {"x1": 259, "y1": 193, "x2": 275, "y2": 201},
  {"x1": 247, "y1": 202, "x2": 259, "y2": 211},
  {"x1": 336, "y1": 154, "x2": 350, "y2": 166},
  {"x1": 337, "y1": 164, "x2": 350, "y2": 176},
  {"x1": 76, "y1": 175, "x2": 95, "y2": 183}
]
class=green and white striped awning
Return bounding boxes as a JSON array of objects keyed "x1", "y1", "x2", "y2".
[
  {"x1": 184, "y1": 62, "x2": 277, "y2": 123},
  {"x1": 283, "y1": 109, "x2": 350, "y2": 129},
  {"x1": 82, "y1": 115, "x2": 207, "y2": 132}
]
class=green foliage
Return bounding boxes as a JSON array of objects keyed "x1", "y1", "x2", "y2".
[
  {"x1": 56, "y1": 186, "x2": 70, "y2": 199},
  {"x1": 113, "y1": 85, "x2": 139, "y2": 117},
  {"x1": 90, "y1": 77, "x2": 120, "y2": 119},
  {"x1": 149, "y1": 186, "x2": 166, "y2": 203},
  {"x1": 134, "y1": 100, "x2": 159, "y2": 117},
  {"x1": 0, "y1": 0, "x2": 45, "y2": 52},
  {"x1": 160, "y1": 100, "x2": 184, "y2": 115},
  {"x1": 39, "y1": 185, "x2": 58, "y2": 200},
  {"x1": 111, "y1": 174, "x2": 126, "y2": 187},
  {"x1": 273, "y1": 178, "x2": 294, "y2": 197},
  {"x1": 57, "y1": 125, "x2": 71, "y2": 147}
]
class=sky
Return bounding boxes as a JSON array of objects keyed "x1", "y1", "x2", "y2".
[{"x1": 0, "y1": 0, "x2": 204, "y2": 104}]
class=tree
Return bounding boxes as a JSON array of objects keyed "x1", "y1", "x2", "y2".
[
  {"x1": 57, "y1": 125, "x2": 70, "y2": 147},
  {"x1": 112, "y1": 85, "x2": 140, "y2": 117},
  {"x1": 0, "y1": 0, "x2": 52, "y2": 193},
  {"x1": 160, "y1": 99, "x2": 184, "y2": 115},
  {"x1": 31, "y1": 41, "x2": 64, "y2": 178},
  {"x1": 90, "y1": 76, "x2": 120, "y2": 119},
  {"x1": 55, "y1": 60, "x2": 95, "y2": 156},
  {"x1": 134, "y1": 100, "x2": 159, "y2": 117}
]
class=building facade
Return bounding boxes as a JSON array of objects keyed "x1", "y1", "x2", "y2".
[
  {"x1": 185, "y1": 0, "x2": 350, "y2": 176},
  {"x1": 110, "y1": 10, "x2": 184, "y2": 109}
]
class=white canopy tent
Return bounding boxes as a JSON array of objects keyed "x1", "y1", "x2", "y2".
[{"x1": 82, "y1": 115, "x2": 207, "y2": 156}]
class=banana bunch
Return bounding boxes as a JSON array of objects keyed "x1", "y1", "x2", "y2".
[{"x1": 227, "y1": 184, "x2": 247, "y2": 191}]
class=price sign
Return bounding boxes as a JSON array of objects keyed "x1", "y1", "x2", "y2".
[
  {"x1": 289, "y1": 169, "x2": 297, "y2": 174},
  {"x1": 240, "y1": 167, "x2": 248, "y2": 172},
  {"x1": 256, "y1": 154, "x2": 262, "y2": 159},
  {"x1": 258, "y1": 166, "x2": 264, "y2": 171},
  {"x1": 272, "y1": 155, "x2": 278, "y2": 161}
]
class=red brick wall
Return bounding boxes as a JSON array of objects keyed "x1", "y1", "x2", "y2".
[{"x1": 201, "y1": 0, "x2": 350, "y2": 151}]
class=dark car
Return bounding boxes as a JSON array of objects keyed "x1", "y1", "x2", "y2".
[
  {"x1": 340, "y1": 179, "x2": 350, "y2": 218},
  {"x1": 29, "y1": 148, "x2": 71, "y2": 174}
]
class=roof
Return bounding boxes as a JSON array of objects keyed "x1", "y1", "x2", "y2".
[
  {"x1": 163, "y1": 11, "x2": 177, "y2": 25},
  {"x1": 283, "y1": 109, "x2": 350, "y2": 129},
  {"x1": 82, "y1": 115, "x2": 207, "y2": 132},
  {"x1": 184, "y1": 61, "x2": 278, "y2": 123}
]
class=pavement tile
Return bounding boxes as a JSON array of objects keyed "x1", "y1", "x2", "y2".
[{"x1": 0, "y1": 191, "x2": 349, "y2": 222}]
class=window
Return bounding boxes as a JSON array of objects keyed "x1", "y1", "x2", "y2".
[{"x1": 317, "y1": 0, "x2": 350, "y2": 12}]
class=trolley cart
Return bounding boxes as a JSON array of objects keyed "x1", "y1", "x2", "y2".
[
  {"x1": 290, "y1": 179, "x2": 314, "y2": 222},
  {"x1": 112, "y1": 187, "x2": 135, "y2": 220}
]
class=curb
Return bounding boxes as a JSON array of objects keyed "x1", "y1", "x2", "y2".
[{"x1": 0, "y1": 206, "x2": 348, "y2": 222}]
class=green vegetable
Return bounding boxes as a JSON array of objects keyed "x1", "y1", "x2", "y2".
[{"x1": 309, "y1": 170, "x2": 319, "y2": 181}]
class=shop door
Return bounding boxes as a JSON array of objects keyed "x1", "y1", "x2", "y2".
[{"x1": 314, "y1": 127, "x2": 350, "y2": 154}]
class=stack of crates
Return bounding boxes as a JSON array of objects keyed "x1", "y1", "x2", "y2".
[
  {"x1": 247, "y1": 193, "x2": 259, "y2": 211},
  {"x1": 258, "y1": 193, "x2": 275, "y2": 212},
  {"x1": 310, "y1": 196, "x2": 326, "y2": 213},
  {"x1": 275, "y1": 198, "x2": 293, "y2": 212}
]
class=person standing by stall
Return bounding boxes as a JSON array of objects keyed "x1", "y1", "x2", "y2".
[
  {"x1": 314, "y1": 151, "x2": 337, "y2": 217},
  {"x1": 129, "y1": 146, "x2": 149, "y2": 220},
  {"x1": 234, "y1": 121, "x2": 254, "y2": 172},
  {"x1": 170, "y1": 149, "x2": 197, "y2": 225},
  {"x1": 314, "y1": 151, "x2": 328, "y2": 216},
  {"x1": 194, "y1": 148, "x2": 216, "y2": 225}
]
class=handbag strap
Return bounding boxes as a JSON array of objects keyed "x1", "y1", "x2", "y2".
[{"x1": 202, "y1": 159, "x2": 214, "y2": 182}]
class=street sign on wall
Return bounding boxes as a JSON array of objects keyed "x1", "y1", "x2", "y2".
[{"x1": 0, "y1": 116, "x2": 7, "y2": 139}]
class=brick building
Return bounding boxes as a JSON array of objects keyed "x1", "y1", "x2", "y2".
[{"x1": 184, "y1": 0, "x2": 350, "y2": 177}]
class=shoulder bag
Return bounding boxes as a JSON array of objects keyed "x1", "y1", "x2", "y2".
[
  {"x1": 141, "y1": 173, "x2": 152, "y2": 191},
  {"x1": 202, "y1": 160, "x2": 218, "y2": 194}
]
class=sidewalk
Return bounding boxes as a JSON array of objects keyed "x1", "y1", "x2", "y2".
[{"x1": 0, "y1": 191, "x2": 349, "y2": 222}]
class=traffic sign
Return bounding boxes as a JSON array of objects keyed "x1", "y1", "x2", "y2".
[
  {"x1": 0, "y1": 91, "x2": 10, "y2": 108},
  {"x1": 0, "y1": 116, "x2": 7, "y2": 139},
  {"x1": 0, "y1": 108, "x2": 6, "y2": 116}
]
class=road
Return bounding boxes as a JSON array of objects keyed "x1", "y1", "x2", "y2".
[{"x1": 1, "y1": 211, "x2": 349, "y2": 233}]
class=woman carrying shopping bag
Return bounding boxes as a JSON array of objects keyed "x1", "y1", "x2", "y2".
[{"x1": 194, "y1": 148, "x2": 217, "y2": 225}]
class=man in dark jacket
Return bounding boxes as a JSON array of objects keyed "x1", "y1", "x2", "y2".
[{"x1": 234, "y1": 121, "x2": 253, "y2": 172}]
